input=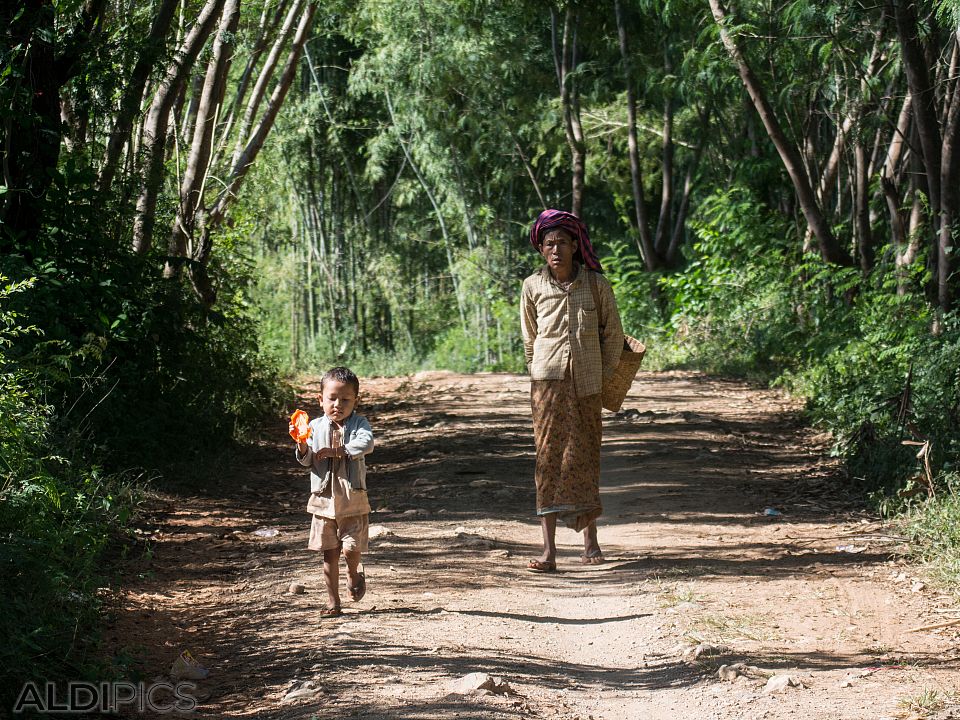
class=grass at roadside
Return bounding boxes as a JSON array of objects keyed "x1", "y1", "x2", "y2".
[{"x1": 902, "y1": 486, "x2": 960, "y2": 589}]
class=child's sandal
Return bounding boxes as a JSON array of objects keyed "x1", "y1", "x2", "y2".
[
  {"x1": 320, "y1": 605, "x2": 342, "y2": 618},
  {"x1": 348, "y1": 573, "x2": 366, "y2": 602}
]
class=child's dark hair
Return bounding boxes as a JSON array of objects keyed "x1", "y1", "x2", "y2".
[{"x1": 320, "y1": 366, "x2": 360, "y2": 395}]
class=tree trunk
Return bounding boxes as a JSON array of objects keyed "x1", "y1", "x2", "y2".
[
  {"x1": 166, "y1": 0, "x2": 241, "y2": 278},
  {"x1": 131, "y1": 0, "x2": 227, "y2": 255},
  {"x1": 653, "y1": 84, "x2": 674, "y2": 257},
  {"x1": 854, "y1": 142, "x2": 874, "y2": 273},
  {"x1": 881, "y1": 92, "x2": 913, "y2": 282},
  {"x1": 190, "y1": 0, "x2": 317, "y2": 305},
  {"x1": 817, "y1": 114, "x2": 854, "y2": 207},
  {"x1": 229, "y1": 0, "x2": 304, "y2": 172},
  {"x1": 937, "y1": 39, "x2": 960, "y2": 312},
  {"x1": 890, "y1": 0, "x2": 941, "y2": 216},
  {"x1": 666, "y1": 133, "x2": 706, "y2": 266},
  {"x1": 553, "y1": 4, "x2": 586, "y2": 217},
  {"x1": 97, "y1": 0, "x2": 178, "y2": 194},
  {"x1": 212, "y1": 0, "x2": 290, "y2": 167},
  {"x1": 708, "y1": 0, "x2": 851, "y2": 266},
  {"x1": 178, "y1": 71, "x2": 205, "y2": 152},
  {"x1": 818, "y1": 34, "x2": 883, "y2": 212},
  {"x1": 614, "y1": 0, "x2": 657, "y2": 269}
]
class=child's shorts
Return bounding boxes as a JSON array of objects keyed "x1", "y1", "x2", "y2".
[{"x1": 307, "y1": 514, "x2": 369, "y2": 553}]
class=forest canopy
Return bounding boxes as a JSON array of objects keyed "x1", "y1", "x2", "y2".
[{"x1": 1, "y1": 0, "x2": 959, "y2": 703}]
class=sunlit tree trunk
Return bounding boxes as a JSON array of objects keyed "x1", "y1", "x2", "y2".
[
  {"x1": 98, "y1": 0, "x2": 178, "y2": 194},
  {"x1": 228, "y1": 0, "x2": 303, "y2": 173},
  {"x1": 189, "y1": 0, "x2": 317, "y2": 305},
  {"x1": 552, "y1": 3, "x2": 586, "y2": 217},
  {"x1": 614, "y1": 0, "x2": 657, "y2": 269},
  {"x1": 709, "y1": 0, "x2": 851, "y2": 266},
  {"x1": 132, "y1": 0, "x2": 226, "y2": 255},
  {"x1": 212, "y1": 0, "x2": 291, "y2": 167},
  {"x1": 166, "y1": 0, "x2": 241, "y2": 278}
]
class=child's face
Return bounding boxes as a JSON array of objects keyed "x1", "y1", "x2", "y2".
[{"x1": 320, "y1": 379, "x2": 357, "y2": 423}]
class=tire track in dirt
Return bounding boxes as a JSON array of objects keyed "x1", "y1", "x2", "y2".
[{"x1": 105, "y1": 371, "x2": 960, "y2": 719}]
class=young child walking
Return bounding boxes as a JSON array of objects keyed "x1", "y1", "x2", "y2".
[{"x1": 292, "y1": 366, "x2": 374, "y2": 617}]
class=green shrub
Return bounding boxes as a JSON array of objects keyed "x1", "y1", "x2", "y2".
[
  {"x1": 0, "y1": 173, "x2": 286, "y2": 704},
  {"x1": 904, "y1": 477, "x2": 960, "y2": 585},
  {"x1": 603, "y1": 240, "x2": 676, "y2": 368},
  {"x1": 649, "y1": 186, "x2": 959, "y2": 506},
  {"x1": 0, "y1": 276, "x2": 139, "y2": 706},
  {"x1": 656, "y1": 187, "x2": 804, "y2": 376}
]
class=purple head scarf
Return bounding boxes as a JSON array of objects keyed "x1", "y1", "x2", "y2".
[{"x1": 529, "y1": 209, "x2": 603, "y2": 273}]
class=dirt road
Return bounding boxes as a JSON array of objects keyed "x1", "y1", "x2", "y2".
[{"x1": 106, "y1": 371, "x2": 960, "y2": 719}]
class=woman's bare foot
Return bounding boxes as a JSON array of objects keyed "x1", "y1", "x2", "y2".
[
  {"x1": 534, "y1": 514, "x2": 558, "y2": 570},
  {"x1": 527, "y1": 558, "x2": 557, "y2": 573},
  {"x1": 534, "y1": 548, "x2": 556, "y2": 562},
  {"x1": 582, "y1": 522, "x2": 603, "y2": 563}
]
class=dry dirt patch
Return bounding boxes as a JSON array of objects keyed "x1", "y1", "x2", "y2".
[{"x1": 104, "y1": 371, "x2": 960, "y2": 719}]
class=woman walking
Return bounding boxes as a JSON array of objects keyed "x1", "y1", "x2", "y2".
[{"x1": 521, "y1": 209, "x2": 624, "y2": 572}]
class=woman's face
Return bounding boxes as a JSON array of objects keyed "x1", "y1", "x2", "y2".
[{"x1": 539, "y1": 229, "x2": 577, "y2": 275}]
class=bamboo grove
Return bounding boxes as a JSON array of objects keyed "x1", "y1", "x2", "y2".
[
  {"x1": 5, "y1": 0, "x2": 960, "y2": 362},
  {"x1": 240, "y1": 0, "x2": 960, "y2": 371}
]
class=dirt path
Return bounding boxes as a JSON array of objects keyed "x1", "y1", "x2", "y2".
[{"x1": 107, "y1": 371, "x2": 960, "y2": 719}]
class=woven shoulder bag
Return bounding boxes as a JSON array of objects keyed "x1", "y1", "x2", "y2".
[{"x1": 588, "y1": 271, "x2": 646, "y2": 412}]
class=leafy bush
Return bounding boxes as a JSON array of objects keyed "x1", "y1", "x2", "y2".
[
  {"x1": 603, "y1": 240, "x2": 675, "y2": 367},
  {"x1": 904, "y1": 477, "x2": 960, "y2": 585},
  {"x1": 0, "y1": 158, "x2": 286, "y2": 704},
  {"x1": 0, "y1": 276, "x2": 139, "y2": 706},
  {"x1": 652, "y1": 186, "x2": 959, "y2": 506},
  {"x1": 657, "y1": 187, "x2": 804, "y2": 376}
]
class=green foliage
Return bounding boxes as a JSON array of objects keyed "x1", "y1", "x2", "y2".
[
  {"x1": 654, "y1": 187, "x2": 959, "y2": 516},
  {"x1": 0, "y1": 276, "x2": 139, "y2": 705},
  {"x1": 904, "y1": 477, "x2": 960, "y2": 586},
  {"x1": 778, "y1": 264, "x2": 960, "y2": 505},
  {"x1": 601, "y1": 239, "x2": 677, "y2": 367},
  {"x1": 658, "y1": 187, "x2": 804, "y2": 376},
  {"x1": 0, "y1": 18, "x2": 286, "y2": 696}
]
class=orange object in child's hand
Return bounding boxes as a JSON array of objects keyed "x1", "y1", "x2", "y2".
[{"x1": 289, "y1": 409, "x2": 311, "y2": 442}]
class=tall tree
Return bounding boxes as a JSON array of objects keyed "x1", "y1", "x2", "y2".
[
  {"x1": 1, "y1": 0, "x2": 106, "y2": 250},
  {"x1": 890, "y1": 0, "x2": 960, "y2": 312},
  {"x1": 708, "y1": 0, "x2": 852, "y2": 266},
  {"x1": 131, "y1": 0, "x2": 226, "y2": 255},
  {"x1": 614, "y1": 0, "x2": 657, "y2": 269},
  {"x1": 552, "y1": 2, "x2": 587, "y2": 217}
]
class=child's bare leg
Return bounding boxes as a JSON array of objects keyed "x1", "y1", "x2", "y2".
[
  {"x1": 343, "y1": 549, "x2": 365, "y2": 601},
  {"x1": 322, "y1": 547, "x2": 341, "y2": 610},
  {"x1": 343, "y1": 549, "x2": 362, "y2": 584}
]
